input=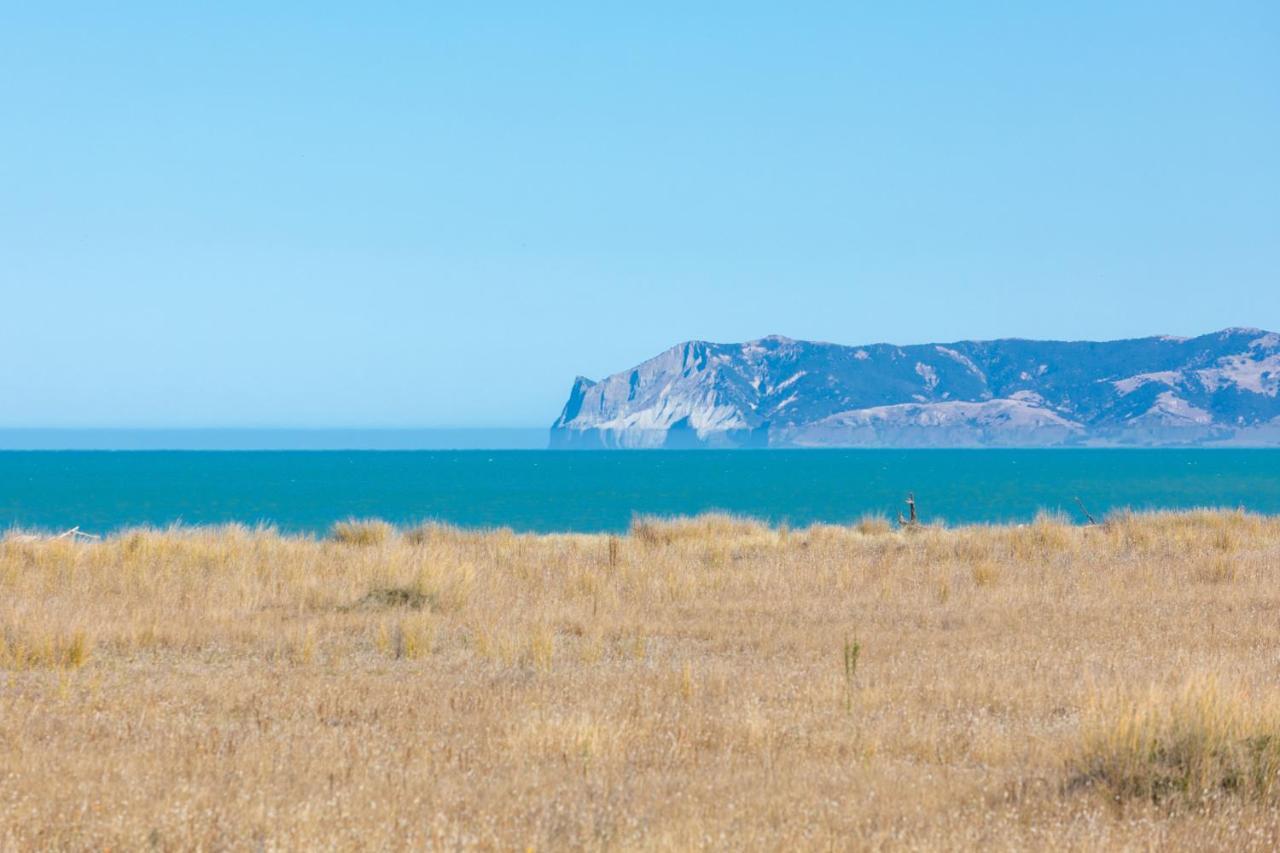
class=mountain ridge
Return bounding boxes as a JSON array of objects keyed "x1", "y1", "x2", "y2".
[{"x1": 550, "y1": 328, "x2": 1280, "y2": 448}]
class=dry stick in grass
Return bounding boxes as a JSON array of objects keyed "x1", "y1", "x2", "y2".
[
  {"x1": 1073, "y1": 497, "x2": 1098, "y2": 526},
  {"x1": 14, "y1": 527, "x2": 103, "y2": 543},
  {"x1": 57, "y1": 527, "x2": 101, "y2": 541},
  {"x1": 897, "y1": 492, "x2": 919, "y2": 529},
  {"x1": 842, "y1": 636, "x2": 861, "y2": 712}
]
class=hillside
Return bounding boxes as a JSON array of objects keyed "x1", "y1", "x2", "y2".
[{"x1": 551, "y1": 328, "x2": 1280, "y2": 447}]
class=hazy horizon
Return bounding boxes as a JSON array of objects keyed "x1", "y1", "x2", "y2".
[{"x1": 0, "y1": 428, "x2": 550, "y2": 450}]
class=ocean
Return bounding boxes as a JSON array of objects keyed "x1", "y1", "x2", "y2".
[{"x1": 2, "y1": 449, "x2": 1278, "y2": 535}]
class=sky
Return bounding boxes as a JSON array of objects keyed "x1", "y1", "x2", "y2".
[{"x1": 2, "y1": 2, "x2": 1278, "y2": 428}]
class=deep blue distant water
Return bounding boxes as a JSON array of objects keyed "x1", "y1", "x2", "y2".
[{"x1": 1, "y1": 450, "x2": 1278, "y2": 535}]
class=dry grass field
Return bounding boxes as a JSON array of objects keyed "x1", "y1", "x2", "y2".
[{"x1": 3, "y1": 510, "x2": 1280, "y2": 850}]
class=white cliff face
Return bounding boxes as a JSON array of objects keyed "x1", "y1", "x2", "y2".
[
  {"x1": 550, "y1": 341, "x2": 762, "y2": 448},
  {"x1": 550, "y1": 329, "x2": 1280, "y2": 448}
]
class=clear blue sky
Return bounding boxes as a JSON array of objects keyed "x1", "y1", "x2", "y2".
[{"x1": 3, "y1": 2, "x2": 1277, "y2": 428}]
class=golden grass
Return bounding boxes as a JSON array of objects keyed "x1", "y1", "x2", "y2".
[
  {"x1": 330, "y1": 517, "x2": 396, "y2": 545},
  {"x1": 2, "y1": 510, "x2": 1280, "y2": 849},
  {"x1": 1071, "y1": 676, "x2": 1280, "y2": 805}
]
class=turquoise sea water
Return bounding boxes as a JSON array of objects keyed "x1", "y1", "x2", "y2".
[{"x1": 1, "y1": 450, "x2": 1278, "y2": 535}]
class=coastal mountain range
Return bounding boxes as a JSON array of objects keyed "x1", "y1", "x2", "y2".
[{"x1": 550, "y1": 328, "x2": 1280, "y2": 448}]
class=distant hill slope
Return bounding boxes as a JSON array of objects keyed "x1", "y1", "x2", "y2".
[{"x1": 550, "y1": 328, "x2": 1280, "y2": 448}]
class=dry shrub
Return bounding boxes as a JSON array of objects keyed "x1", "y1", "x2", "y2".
[
  {"x1": 1069, "y1": 676, "x2": 1280, "y2": 805},
  {"x1": 330, "y1": 518, "x2": 395, "y2": 546}
]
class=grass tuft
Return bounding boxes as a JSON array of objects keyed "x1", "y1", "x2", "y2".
[
  {"x1": 629, "y1": 513, "x2": 766, "y2": 546},
  {"x1": 330, "y1": 518, "x2": 395, "y2": 546},
  {"x1": 1068, "y1": 676, "x2": 1280, "y2": 805},
  {"x1": 855, "y1": 514, "x2": 893, "y2": 536},
  {"x1": 0, "y1": 626, "x2": 93, "y2": 670}
]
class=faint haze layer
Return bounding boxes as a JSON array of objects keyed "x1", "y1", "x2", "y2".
[
  {"x1": 0, "y1": 430, "x2": 546, "y2": 451},
  {"x1": 2, "y1": 3, "x2": 1277, "y2": 429}
]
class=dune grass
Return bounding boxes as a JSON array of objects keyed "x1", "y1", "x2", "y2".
[
  {"x1": 2, "y1": 510, "x2": 1280, "y2": 849},
  {"x1": 329, "y1": 517, "x2": 396, "y2": 546},
  {"x1": 1070, "y1": 676, "x2": 1280, "y2": 805}
]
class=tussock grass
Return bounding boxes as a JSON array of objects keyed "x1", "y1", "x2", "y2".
[
  {"x1": 855, "y1": 513, "x2": 894, "y2": 535},
  {"x1": 1071, "y1": 677, "x2": 1280, "y2": 805},
  {"x1": 330, "y1": 517, "x2": 395, "y2": 545},
  {"x1": 0, "y1": 625, "x2": 92, "y2": 669},
  {"x1": 2, "y1": 509, "x2": 1280, "y2": 848},
  {"x1": 629, "y1": 512, "x2": 768, "y2": 545}
]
